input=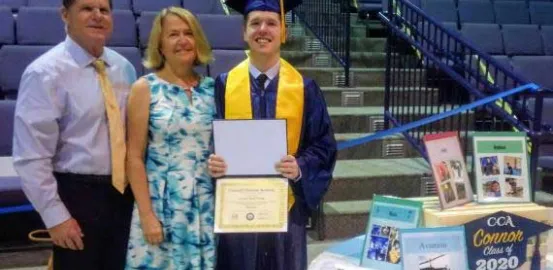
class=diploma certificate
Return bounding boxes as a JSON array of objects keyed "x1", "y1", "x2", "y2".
[{"x1": 215, "y1": 178, "x2": 289, "y2": 233}]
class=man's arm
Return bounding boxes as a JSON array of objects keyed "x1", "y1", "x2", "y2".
[
  {"x1": 12, "y1": 69, "x2": 70, "y2": 229},
  {"x1": 293, "y1": 79, "x2": 338, "y2": 210}
]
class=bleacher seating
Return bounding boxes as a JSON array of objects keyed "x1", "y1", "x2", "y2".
[
  {"x1": 112, "y1": 46, "x2": 143, "y2": 76},
  {"x1": 416, "y1": 21, "x2": 458, "y2": 53},
  {"x1": 196, "y1": 14, "x2": 246, "y2": 78},
  {"x1": 529, "y1": 2, "x2": 553, "y2": 25},
  {"x1": 198, "y1": 14, "x2": 244, "y2": 50},
  {"x1": 182, "y1": 0, "x2": 225, "y2": 14},
  {"x1": 110, "y1": 9, "x2": 137, "y2": 47},
  {"x1": 0, "y1": 99, "x2": 28, "y2": 209},
  {"x1": 131, "y1": 0, "x2": 180, "y2": 14},
  {"x1": 512, "y1": 56, "x2": 553, "y2": 89},
  {"x1": 27, "y1": 0, "x2": 131, "y2": 10},
  {"x1": 0, "y1": 100, "x2": 14, "y2": 156},
  {"x1": 493, "y1": 1, "x2": 530, "y2": 25},
  {"x1": 461, "y1": 23, "x2": 504, "y2": 55},
  {"x1": 541, "y1": 26, "x2": 553, "y2": 55},
  {"x1": 210, "y1": 50, "x2": 247, "y2": 79},
  {"x1": 0, "y1": 6, "x2": 14, "y2": 45},
  {"x1": 27, "y1": 0, "x2": 59, "y2": 7},
  {"x1": 138, "y1": 11, "x2": 156, "y2": 48},
  {"x1": 17, "y1": 7, "x2": 64, "y2": 45},
  {"x1": 0, "y1": 0, "x2": 25, "y2": 11},
  {"x1": 421, "y1": 0, "x2": 458, "y2": 23},
  {"x1": 503, "y1": 24, "x2": 543, "y2": 55},
  {"x1": 458, "y1": 0, "x2": 495, "y2": 24},
  {"x1": 358, "y1": 0, "x2": 382, "y2": 13},
  {"x1": 0, "y1": 45, "x2": 51, "y2": 99},
  {"x1": 113, "y1": 0, "x2": 132, "y2": 10},
  {"x1": 382, "y1": 0, "x2": 421, "y2": 13}
]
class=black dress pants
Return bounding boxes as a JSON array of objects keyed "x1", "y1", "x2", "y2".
[{"x1": 52, "y1": 172, "x2": 133, "y2": 270}]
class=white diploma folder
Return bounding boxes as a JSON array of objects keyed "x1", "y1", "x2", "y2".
[{"x1": 213, "y1": 119, "x2": 287, "y2": 176}]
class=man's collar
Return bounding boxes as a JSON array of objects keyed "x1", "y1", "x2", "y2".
[
  {"x1": 249, "y1": 59, "x2": 280, "y2": 80},
  {"x1": 65, "y1": 35, "x2": 111, "y2": 68}
]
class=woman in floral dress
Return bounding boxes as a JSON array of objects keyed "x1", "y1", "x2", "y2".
[{"x1": 125, "y1": 7, "x2": 216, "y2": 269}]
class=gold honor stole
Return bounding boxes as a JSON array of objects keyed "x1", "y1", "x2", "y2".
[{"x1": 225, "y1": 58, "x2": 304, "y2": 211}]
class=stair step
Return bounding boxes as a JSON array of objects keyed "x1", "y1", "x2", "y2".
[
  {"x1": 281, "y1": 51, "x2": 387, "y2": 68},
  {"x1": 329, "y1": 158, "x2": 430, "y2": 201},
  {"x1": 321, "y1": 86, "x2": 439, "y2": 107},
  {"x1": 335, "y1": 133, "x2": 420, "y2": 160},
  {"x1": 283, "y1": 37, "x2": 386, "y2": 52},
  {"x1": 329, "y1": 105, "x2": 470, "y2": 133},
  {"x1": 304, "y1": 24, "x2": 368, "y2": 38},
  {"x1": 322, "y1": 199, "x2": 372, "y2": 240},
  {"x1": 298, "y1": 67, "x2": 424, "y2": 87},
  {"x1": 321, "y1": 191, "x2": 553, "y2": 240}
]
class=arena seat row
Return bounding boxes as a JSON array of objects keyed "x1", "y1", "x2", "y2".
[
  {"x1": 0, "y1": 7, "x2": 246, "y2": 99},
  {"x1": 0, "y1": 5, "x2": 229, "y2": 47},
  {"x1": 0, "y1": 99, "x2": 26, "y2": 208},
  {"x1": 415, "y1": 22, "x2": 553, "y2": 59},
  {"x1": 420, "y1": 0, "x2": 553, "y2": 25},
  {"x1": 0, "y1": 0, "x2": 225, "y2": 14},
  {"x1": 460, "y1": 24, "x2": 553, "y2": 56}
]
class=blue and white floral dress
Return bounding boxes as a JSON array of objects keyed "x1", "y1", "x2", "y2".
[{"x1": 126, "y1": 73, "x2": 216, "y2": 270}]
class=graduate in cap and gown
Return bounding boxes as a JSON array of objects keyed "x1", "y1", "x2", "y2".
[{"x1": 207, "y1": 0, "x2": 337, "y2": 269}]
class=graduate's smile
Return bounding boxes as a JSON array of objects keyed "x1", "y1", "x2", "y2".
[
  {"x1": 245, "y1": 11, "x2": 281, "y2": 55},
  {"x1": 255, "y1": 37, "x2": 272, "y2": 45}
]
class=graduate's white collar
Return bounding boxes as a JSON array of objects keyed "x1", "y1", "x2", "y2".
[{"x1": 249, "y1": 60, "x2": 280, "y2": 82}]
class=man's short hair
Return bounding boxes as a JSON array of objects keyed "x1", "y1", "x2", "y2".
[
  {"x1": 63, "y1": 0, "x2": 113, "y2": 9},
  {"x1": 143, "y1": 7, "x2": 213, "y2": 70}
]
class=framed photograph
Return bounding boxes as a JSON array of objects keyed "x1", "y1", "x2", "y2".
[
  {"x1": 360, "y1": 195, "x2": 423, "y2": 269},
  {"x1": 423, "y1": 132, "x2": 474, "y2": 209},
  {"x1": 400, "y1": 226, "x2": 468, "y2": 270},
  {"x1": 473, "y1": 132, "x2": 531, "y2": 203}
]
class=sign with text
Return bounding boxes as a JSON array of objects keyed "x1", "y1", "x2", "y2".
[{"x1": 464, "y1": 211, "x2": 552, "y2": 270}]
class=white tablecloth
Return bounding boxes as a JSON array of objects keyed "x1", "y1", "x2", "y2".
[{"x1": 309, "y1": 235, "x2": 553, "y2": 270}]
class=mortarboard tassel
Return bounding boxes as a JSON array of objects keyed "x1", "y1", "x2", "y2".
[{"x1": 280, "y1": 0, "x2": 286, "y2": 43}]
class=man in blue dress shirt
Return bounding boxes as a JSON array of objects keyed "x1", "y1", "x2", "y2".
[{"x1": 12, "y1": 0, "x2": 136, "y2": 269}]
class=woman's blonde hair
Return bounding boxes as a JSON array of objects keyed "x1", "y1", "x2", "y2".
[{"x1": 143, "y1": 7, "x2": 213, "y2": 70}]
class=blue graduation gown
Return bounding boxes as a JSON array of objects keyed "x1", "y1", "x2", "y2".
[{"x1": 214, "y1": 72, "x2": 337, "y2": 270}]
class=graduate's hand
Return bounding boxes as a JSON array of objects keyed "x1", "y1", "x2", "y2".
[
  {"x1": 49, "y1": 218, "x2": 84, "y2": 250},
  {"x1": 208, "y1": 154, "x2": 227, "y2": 178},
  {"x1": 276, "y1": 155, "x2": 300, "y2": 180},
  {"x1": 140, "y1": 212, "x2": 163, "y2": 245}
]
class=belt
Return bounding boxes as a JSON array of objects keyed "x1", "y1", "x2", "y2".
[{"x1": 54, "y1": 172, "x2": 111, "y2": 184}]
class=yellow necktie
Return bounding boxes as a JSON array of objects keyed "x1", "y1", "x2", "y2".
[{"x1": 92, "y1": 60, "x2": 127, "y2": 194}]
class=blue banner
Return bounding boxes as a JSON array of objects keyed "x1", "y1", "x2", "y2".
[{"x1": 464, "y1": 211, "x2": 552, "y2": 270}]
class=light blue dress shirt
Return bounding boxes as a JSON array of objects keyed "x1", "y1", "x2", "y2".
[{"x1": 12, "y1": 35, "x2": 137, "y2": 228}]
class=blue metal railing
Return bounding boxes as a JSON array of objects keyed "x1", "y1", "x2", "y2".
[
  {"x1": 338, "y1": 83, "x2": 541, "y2": 150},
  {"x1": 294, "y1": 0, "x2": 351, "y2": 86},
  {"x1": 362, "y1": 0, "x2": 553, "y2": 200}
]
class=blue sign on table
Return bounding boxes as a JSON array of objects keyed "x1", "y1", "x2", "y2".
[{"x1": 464, "y1": 211, "x2": 552, "y2": 270}]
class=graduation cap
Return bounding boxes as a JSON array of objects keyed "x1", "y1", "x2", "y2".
[{"x1": 225, "y1": 0, "x2": 303, "y2": 43}]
